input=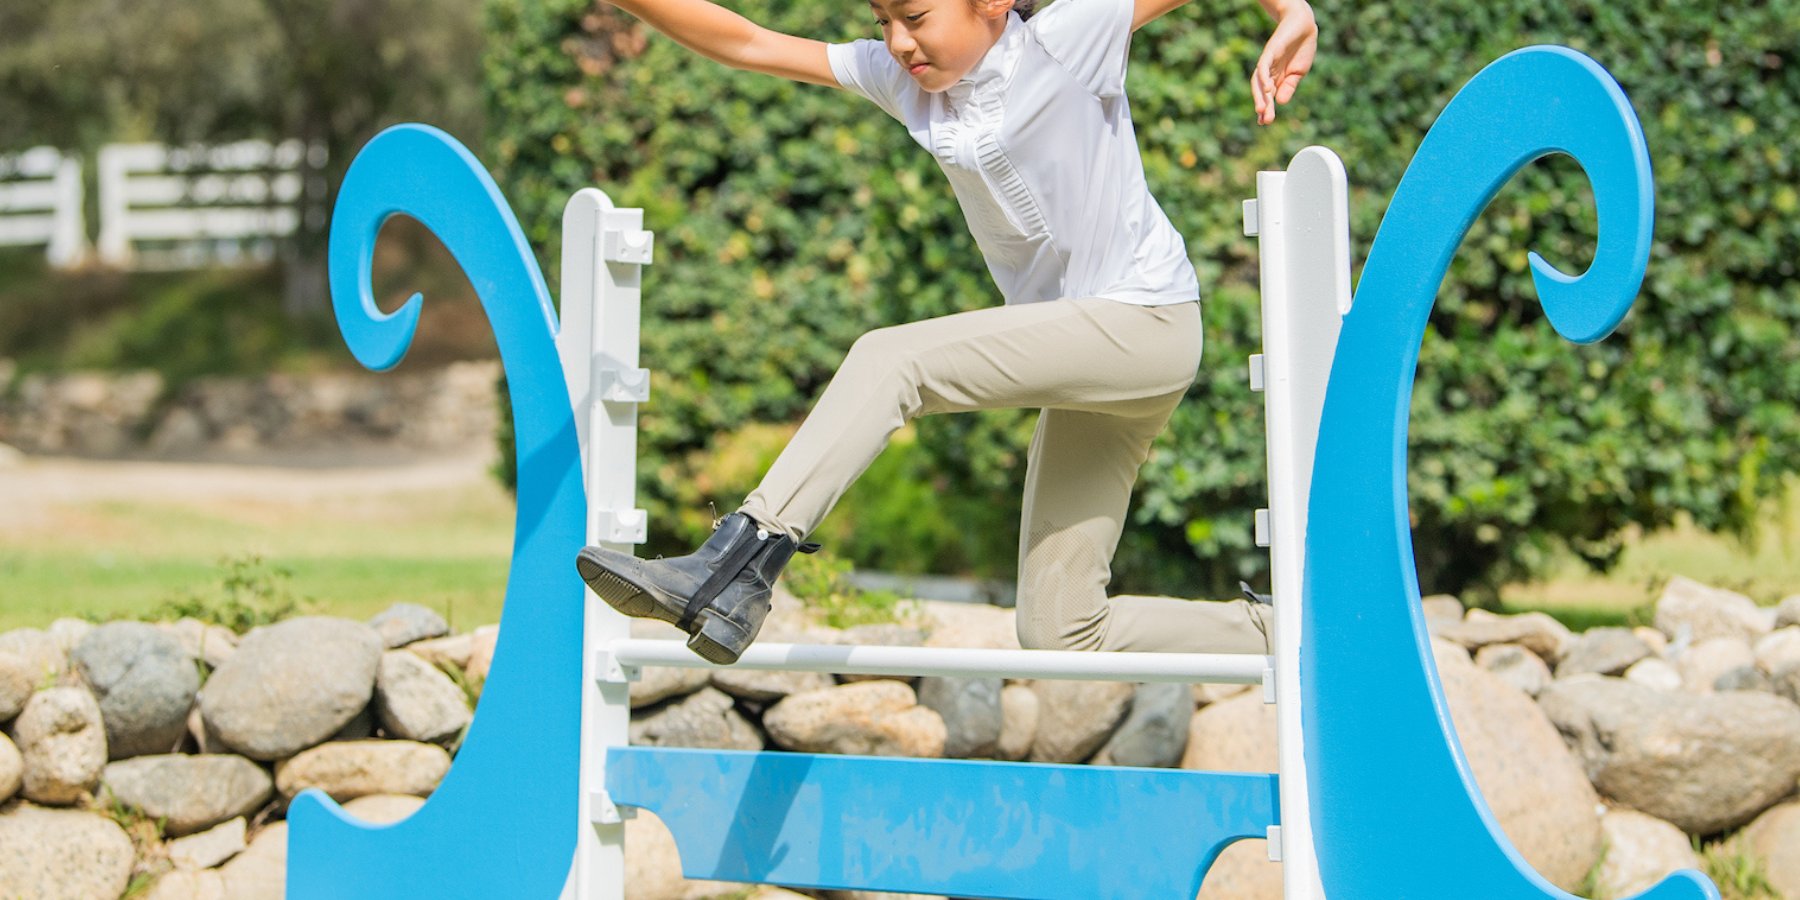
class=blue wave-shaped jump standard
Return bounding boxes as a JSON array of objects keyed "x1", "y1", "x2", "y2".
[
  {"x1": 286, "y1": 123, "x2": 586, "y2": 899},
  {"x1": 1301, "y1": 46, "x2": 1716, "y2": 900}
]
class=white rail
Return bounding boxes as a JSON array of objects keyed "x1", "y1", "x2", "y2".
[
  {"x1": 0, "y1": 147, "x2": 87, "y2": 267},
  {"x1": 605, "y1": 639, "x2": 1271, "y2": 685},
  {"x1": 96, "y1": 138, "x2": 322, "y2": 270}
]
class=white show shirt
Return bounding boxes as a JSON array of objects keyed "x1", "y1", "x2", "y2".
[{"x1": 827, "y1": 0, "x2": 1201, "y2": 308}]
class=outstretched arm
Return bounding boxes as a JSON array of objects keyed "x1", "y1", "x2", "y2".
[
  {"x1": 1132, "y1": 0, "x2": 1317, "y2": 126},
  {"x1": 607, "y1": 0, "x2": 839, "y2": 88}
]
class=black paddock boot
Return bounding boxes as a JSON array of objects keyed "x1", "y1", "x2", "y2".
[{"x1": 574, "y1": 511, "x2": 821, "y2": 664}]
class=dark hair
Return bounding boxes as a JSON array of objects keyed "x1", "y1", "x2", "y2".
[{"x1": 975, "y1": 0, "x2": 1038, "y2": 20}]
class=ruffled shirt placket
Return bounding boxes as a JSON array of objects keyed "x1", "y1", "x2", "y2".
[{"x1": 930, "y1": 16, "x2": 1048, "y2": 238}]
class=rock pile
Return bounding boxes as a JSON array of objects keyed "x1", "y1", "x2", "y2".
[
  {"x1": 0, "y1": 360, "x2": 499, "y2": 457},
  {"x1": 3, "y1": 575, "x2": 1799, "y2": 899}
]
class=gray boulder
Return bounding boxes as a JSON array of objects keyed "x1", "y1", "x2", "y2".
[
  {"x1": 1775, "y1": 596, "x2": 1800, "y2": 630},
  {"x1": 631, "y1": 665, "x2": 714, "y2": 709},
  {"x1": 629, "y1": 686, "x2": 763, "y2": 752},
  {"x1": 374, "y1": 650, "x2": 471, "y2": 745},
  {"x1": 1555, "y1": 627, "x2": 1652, "y2": 678},
  {"x1": 1753, "y1": 627, "x2": 1800, "y2": 674},
  {"x1": 1738, "y1": 800, "x2": 1800, "y2": 900},
  {"x1": 367, "y1": 603, "x2": 450, "y2": 649},
  {"x1": 1538, "y1": 675, "x2": 1800, "y2": 834},
  {"x1": 1189, "y1": 646, "x2": 1602, "y2": 894},
  {"x1": 1772, "y1": 664, "x2": 1800, "y2": 707},
  {"x1": 1475, "y1": 643, "x2": 1552, "y2": 696},
  {"x1": 996, "y1": 683, "x2": 1038, "y2": 762},
  {"x1": 1624, "y1": 657, "x2": 1684, "y2": 692},
  {"x1": 1594, "y1": 808, "x2": 1703, "y2": 899},
  {"x1": 12, "y1": 686, "x2": 105, "y2": 805},
  {"x1": 72, "y1": 621, "x2": 199, "y2": 759},
  {"x1": 0, "y1": 650, "x2": 31, "y2": 722},
  {"x1": 1674, "y1": 637, "x2": 1754, "y2": 694},
  {"x1": 916, "y1": 676, "x2": 1002, "y2": 759},
  {"x1": 274, "y1": 739, "x2": 451, "y2": 802},
  {"x1": 0, "y1": 731, "x2": 20, "y2": 804},
  {"x1": 1714, "y1": 665, "x2": 1773, "y2": 693},
  {"x1": 1028, "y1": 680, "x2": 1133, "y2": 763},
  {"x1": 763, "y1": 681, "x2": 945, "y2": 757},
  {"x1": 1430, "y1": 611, "x2": 1572, "y2": 664},
  {"x1": 166, "y1": 816, "x2": 247, "y2": 870},
  {"x1": 45, "y1": 619, "x2": 94, "y2": 656},
  {"x1": 1093, "y1": 682, "x2": 1193, "y2": 768},
  {"x1": 711, "y1": 668, "x2": 834, "y2": 704},
  {"x1": 101, "y1": 753, "x2": 273, "y2": 836},
  {"x1": 0, "y1": 802, "x2": 134, "y2": 900},
  {"x1": 1655, "y1": 575, "x2": 1774, "y2": 645},
  {"x1": 201, "y1": 616, "x2": 382, "y2": 760},
  {"x1": 0, "y1": 627, "x2": 67, "y2": 682},
  {"x1": 158, "y1": 618, "x2": 238, "y2": 670}
]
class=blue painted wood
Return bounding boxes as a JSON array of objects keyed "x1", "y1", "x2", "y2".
[
  {"x1": 1300, "y1": 46, "x2": 1718, "y2": 899},
  {"x1": 287, "y1": 123, "x2": 586, "y2": 899},
  {"x1": 608, "y1": 746, "x2": 1277, "y2": 899}
]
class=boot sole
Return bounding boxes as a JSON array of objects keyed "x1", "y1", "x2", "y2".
[{"x1": 576, "y1": 547, "x2": 745, "y2": 665}]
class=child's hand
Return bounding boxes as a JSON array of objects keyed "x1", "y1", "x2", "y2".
[{"x1": 1251, "y1": 1, "x2": 1317, "y2": 126}]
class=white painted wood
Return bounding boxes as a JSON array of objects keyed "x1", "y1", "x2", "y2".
[
  {"x1": 0, "y1": 147, "x2": 88, "y2": 267},
  {"x1": 608, "y1": 639, "x2": 1273, "y2": 685},
  {"x1": 1256, "y1": 146, "x2": 1352, "y2": 900},
  {"x1": 95, "y1": 139, "x2": 316, "y2": 268},
  {"x1": 555, "y1": 144, "x2": 1353, "y2": 899},
  {"x1": 558, "y1": 187, "x2": 650, "y2": 900}
]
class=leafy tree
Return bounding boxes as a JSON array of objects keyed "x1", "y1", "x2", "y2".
[{"x1": 485, "y1": 0, "x2": 1800, "y2": 603}]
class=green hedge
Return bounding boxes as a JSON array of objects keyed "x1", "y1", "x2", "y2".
[{"x1": 481, "y1": 0, "x2": 1800, "y2": 602}]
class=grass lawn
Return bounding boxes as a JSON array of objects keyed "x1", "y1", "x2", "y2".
[
  {"x1": 0, "y1": 456, "x2": 515, "y2": 633},
  {"x1": 3, "y1": 454, "x2": 1797, "y2": 635},
  {"x1": 1499, "y1": 477, "x2": 1800, "y2": 630}
]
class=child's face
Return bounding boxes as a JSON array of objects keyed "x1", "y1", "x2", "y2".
[{"x1": 868, "y1": 0, "x2": 1011, "y2": 93}]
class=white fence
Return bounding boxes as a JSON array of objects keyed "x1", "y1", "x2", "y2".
[
  {"x1": 97, "y1": 138, "x2": 324, "y2": 270},
  {"x1": 0, "y1": 147, "x2": 88, "y2": 267}
]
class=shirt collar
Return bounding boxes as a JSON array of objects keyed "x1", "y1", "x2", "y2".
[{"x1": 946, "y1": 11, "x2": 1024, "y2": 105}]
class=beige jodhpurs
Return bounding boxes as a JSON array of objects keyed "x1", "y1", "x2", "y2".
[{"x1": 738, "y1": 295, "x2": 1274, "y2": 655}]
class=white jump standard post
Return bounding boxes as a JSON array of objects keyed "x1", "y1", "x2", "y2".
[
  {"x1": 559, "y1": 146, "x2": 1352, "y2": 899},
  {"x1": 1245, "y1": 147, "x2": 1354, "y2": 900},
  {"x1": 557, "y1": 187, "x2": 655, "y2": 900}
]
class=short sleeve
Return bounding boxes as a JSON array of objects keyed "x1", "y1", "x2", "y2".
[
  {"x1": 1028, "y1": 0, "x2": 1134, "y2": 99},
  {"x1": 827, "y1": 39, "x2": 911, "y2": 122}
]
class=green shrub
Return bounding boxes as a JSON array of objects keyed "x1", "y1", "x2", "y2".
[
  {"x1": 483, "y1": 0, "x2": 1800, "y2": 602},
  {"x1": 151, "y1": 552, "x2": 314, "y2": 634},
  {"x1": 782, "y1": 546, "x2": 908, "y2": 630}
]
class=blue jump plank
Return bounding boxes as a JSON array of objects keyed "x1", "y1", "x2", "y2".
[{"x1": 607, "y1": 746, "x2": 1278, "y2": 899}]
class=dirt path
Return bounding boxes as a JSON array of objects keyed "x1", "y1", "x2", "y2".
[{"x1": 0, "y1": 447, "x2": 497, "y2": 531}]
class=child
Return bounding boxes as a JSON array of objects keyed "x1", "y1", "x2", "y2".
[{"x1": 576, "y1": 0, "x2": 1318, "y2": 664}]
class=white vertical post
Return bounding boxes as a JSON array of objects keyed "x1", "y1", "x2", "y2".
[
  {"x1": 47, "y1": 153, "x2": 87, "y2": 268},
  {"x1": 1247, "y1": 146, "x2": 1351, "y2": 900},
  {"x1": 557, "y1": 188, "x2": 652, "y2": 900},
  {"x1": 96, "y1": 144, "x2": 148, "y2": 267}
]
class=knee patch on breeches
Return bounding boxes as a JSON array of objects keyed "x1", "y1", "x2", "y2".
[{"x1": 1016, "y1": 520, "x2": 1113, "y2": 652}]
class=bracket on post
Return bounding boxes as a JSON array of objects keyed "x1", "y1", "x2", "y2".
[
  {"x1": 593, "y1": 648, "x2": 642, "y2": 685},
  {"x1": 589, "y1": 789, "x2": 638, "y2": 825},
  {"x1": 1266, "y1": 825, "x2": 1283, "y2": 861},
  {"x1": 602, "y1": 228, "x2": 654, "y2": 265},
  {"x1": 598, "y1": 365, "x2": 651, "y2": 404},
  {"x1": 1262, "y1": 665, "x2": 1277, "y2": 705},
  {"x1": 1248, "y1": 353, "x2": 1266, "y2": 391},
  {"x1": 592, "y1": 507, "x2": 648, "y2": 545},
  {"x1": 1242, "y1": 198, "x2": 1260, "y2": 237}
]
